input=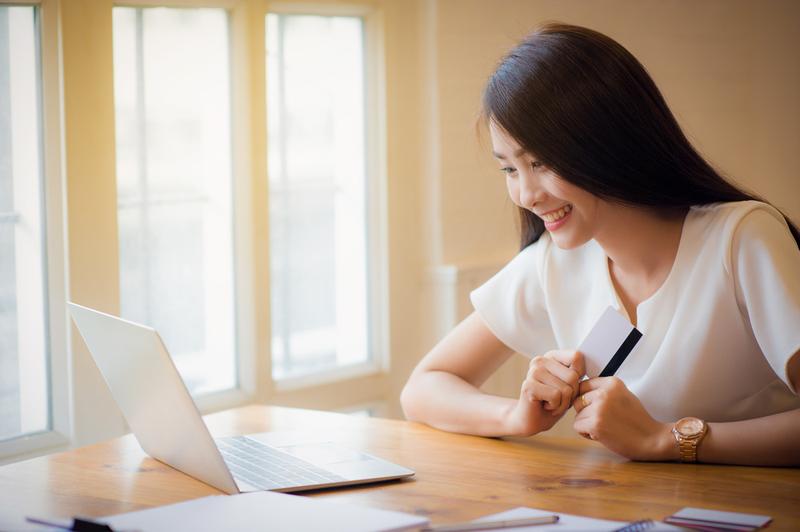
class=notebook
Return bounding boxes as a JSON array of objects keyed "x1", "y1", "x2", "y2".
[{"x1": 104, "y1": 491, "x2": 429, "y2": 532}]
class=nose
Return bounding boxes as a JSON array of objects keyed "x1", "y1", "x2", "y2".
[{"x1": 517, "y1": 169, "x2": 544, "y2": 210}]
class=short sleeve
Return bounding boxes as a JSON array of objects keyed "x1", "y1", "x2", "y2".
[
  {"x1": 732, "y1": 207, "x2": 800, "y2": 392},
  {"x1": 469, "y1": 237, "x2": 557, "y2": 357}
]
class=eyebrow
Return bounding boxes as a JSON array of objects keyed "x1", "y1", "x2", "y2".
[{"x1": 492, "y1": 148, "x2": 527, "y2": 160}]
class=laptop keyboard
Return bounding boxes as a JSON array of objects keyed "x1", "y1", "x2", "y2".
[{"x1": 216, "y1": 436, "x2": 347, "y2": 490}]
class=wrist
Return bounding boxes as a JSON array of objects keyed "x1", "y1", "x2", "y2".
[
  {"x1": 502, "y1": 399, "x2": 548, "y2": 437},
  {"x1": 653, "y1": 422, "x2": 681, "y2": 461}
]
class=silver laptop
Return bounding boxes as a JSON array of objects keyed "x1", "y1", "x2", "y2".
[{"x1": 68, "y1": 302, "x2": 414, "y2": 495}]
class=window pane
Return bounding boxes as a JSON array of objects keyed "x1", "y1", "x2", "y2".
[
  {"x1": 267, "y1": 14, "x2": 369, "y2": 380},
  {"x1": 0, "y1": 6, "x2": 49, "y2": 441},
  {"x1": 113, "y1": 7, "x2": 236, "y2": 395}
]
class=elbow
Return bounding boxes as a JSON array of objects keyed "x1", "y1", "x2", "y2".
[{"x1": 400, "y1": 376, "x2": 420, "y2": 422}]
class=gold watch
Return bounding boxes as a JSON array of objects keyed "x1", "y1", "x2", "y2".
[{"x1": 671, "y1": 417, "x2": 708, "y2": 463}]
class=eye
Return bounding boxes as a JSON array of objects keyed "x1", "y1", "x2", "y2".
[
  {"x1": 531, "y1": 160, "x2": 543, "y2": 169},
  {"x1": 500, "y1": 166, "x2": 517, "y2": 176}
]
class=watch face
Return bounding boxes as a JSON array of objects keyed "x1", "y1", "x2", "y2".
[{"x1": 676, "y1": 417, "x2": 704, "y2": 437}]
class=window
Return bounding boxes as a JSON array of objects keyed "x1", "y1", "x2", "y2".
[
  {"x1": 267, "y1": 13, "x2": 373, "y2": 381},
  {"x1": 112, "y1": 7, "x2": 237, "y2": 395},
  {"x1": 0, "y1": 5, "x2": 49, "y2": 442}
]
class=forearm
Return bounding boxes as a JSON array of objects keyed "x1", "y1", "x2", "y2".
[
  {"x1": 401, "y1": 370, "x2": 532, "y2": 437},
  {"x1": 654, "y1": 408, "x2": 800, "y2": 466},
  {"x1": 700, "y1": 408, "x2": 800, "y2": 466}
]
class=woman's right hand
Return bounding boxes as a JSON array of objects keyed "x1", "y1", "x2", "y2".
[{"x1": 505, "y1": 350, "x2": 585, "y2": 436}]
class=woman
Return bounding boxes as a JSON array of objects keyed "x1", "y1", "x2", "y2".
[{"x1": 400, "y1": 23, "x2": 800, "y2": 466}]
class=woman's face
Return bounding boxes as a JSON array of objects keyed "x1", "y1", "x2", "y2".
[{"x1": 489, "y1": 121, "x2": 602, "y2": 250}]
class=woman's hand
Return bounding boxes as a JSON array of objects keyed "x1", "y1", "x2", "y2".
[
  {"x1": 506, "y1": 350, "x2": 585, "y2": 436},
  {"x1": 573, "y1": 377, "x2": 675, "y2": 461}
]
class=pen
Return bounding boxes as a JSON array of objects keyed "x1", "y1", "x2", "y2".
[{"x1": 423, "y1": 514, "x2": 559, "y2": 532}]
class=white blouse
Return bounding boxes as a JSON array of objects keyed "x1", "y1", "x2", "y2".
[{"x1": 470, "y1": 201, "x2": 800, "y2": 423}]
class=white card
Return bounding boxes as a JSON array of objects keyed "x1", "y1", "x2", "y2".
[
  {"x1": 671, "y1": 507, "x2": 772, "y2": 528},
  {"x1": 474, "y1": 506, "x2": 683, "y2": 531},
  {"x1": 578, "y1": 306, "x2": 641, "y2": 378}
]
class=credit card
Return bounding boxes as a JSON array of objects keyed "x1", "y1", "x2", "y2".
[
  {"x1": 665, "y1": 507, "x2": 771, "y2": 531},
  {"x1": 578, "y1": 306, "x2": 642, "y2": 378}
]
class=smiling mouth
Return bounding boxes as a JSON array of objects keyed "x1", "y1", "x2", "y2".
[{"x1": 540, "y1": 204, "x2": 572, "y2": 223}]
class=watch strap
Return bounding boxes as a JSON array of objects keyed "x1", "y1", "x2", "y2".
[{"x1": 671, "y1": 419, "x2": 708, "y2": 463}]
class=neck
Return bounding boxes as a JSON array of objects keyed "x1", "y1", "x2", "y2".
[{"x1": 594, "y1": 204, "x2": 688, "y2": 279}]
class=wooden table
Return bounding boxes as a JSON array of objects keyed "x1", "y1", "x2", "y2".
[{"x1": 1, "y1": 405, "x2": 798, "y2": 530}]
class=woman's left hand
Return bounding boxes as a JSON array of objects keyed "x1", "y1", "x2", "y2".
[{"x1": 573, "y1": 377, "x2": 676, "y2": 461}]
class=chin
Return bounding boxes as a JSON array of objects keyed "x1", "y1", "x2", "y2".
[{"x1": 549, "y1": 232, "x2": 590, "y2": 250}]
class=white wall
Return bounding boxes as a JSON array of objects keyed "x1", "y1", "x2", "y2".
[{"x1": 424, "y1": 0, "x2": 800, "y2": 269}]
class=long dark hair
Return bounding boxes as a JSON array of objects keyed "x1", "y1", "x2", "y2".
[{"x1": 482, "y1": 23, "x2": 800, "y2": 250}]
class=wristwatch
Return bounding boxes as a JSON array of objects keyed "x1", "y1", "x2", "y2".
[{"x1": 671, "y1": 417, "x2": 708, "y2": 463}]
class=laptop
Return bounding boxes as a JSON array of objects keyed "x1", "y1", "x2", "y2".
[{"x1": 68, "y1": 302, "x2": 414, "y2": 495}]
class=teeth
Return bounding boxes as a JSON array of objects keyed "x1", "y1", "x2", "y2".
[{"x1": 542, "y1": 204, "x2": 572, "y2": 223}]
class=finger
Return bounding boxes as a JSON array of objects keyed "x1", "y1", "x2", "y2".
[
  {"x1": 545, "y1": 367, "x2": 577, "y2": 416},
  {"x1": 526, "y1": 356, "x2": 545, "y2": 380},
  {"x1": 538, "y1": 359, "x2": 582, "y2": 414},
  {"x1": 545, "y1": 349, "x2": 586, "y2": 378},
  {"x1": 543, "y1": 358, "x2": 581, "y2": 391},
  {"x1": 520, "y1": 378, "x2": 540, "y2": 403},
  {"x1": 526, "y1": 380, "x2": 562, "y2": 411},
  {"x1": 578, "y1": 376, "x2": 619, "y2": 395},
  {"x1": 540, "y1": 358, "x2": 581, "y2": 400},
  {"x1": 525, "y1": 361, "x2": 551, "y2": 404},
  {"x1": 530, "y1": 365, "x2": 568, "y2": 411},
  {"x1": 573, "y1": 389, "x2": 599, "y2": 415},
  {"x1": 529, "y1": 357, "x2": 583, "y2": 413},
  {"x1": 573, "y1": 415, "x2": 598, "y2": 441},
  {"x1": 531, "y1": 356, "x2": 581, "y2": 392},
  {"x1": 571, "y1": 351, "x2": 587, "y2": 379},
  {"x1": 544, "y1": 349, "x2": 583, "y2": 372}
]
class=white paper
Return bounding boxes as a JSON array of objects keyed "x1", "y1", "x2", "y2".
[
  {"x1": 578, "y1": 306, "x2": 637, "y2": 378},
  {"x1": 104, "y1": 491, "x2": 429, "y2": 532},
  {"x1": 475, "y1": 507, "x2": 682, "y2": 531},
  {"x1": 672, "y1": 507, "x2": 771, "y2": 528}
]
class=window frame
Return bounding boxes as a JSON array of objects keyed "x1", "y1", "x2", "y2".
[
  {"x1": 112, "y1": 1, "x2": 241, "y2": 401},
  {"x1": 265, "y1": 1, "x2": 389, "y2": 396},
  {"x1": 0, "y1": 0, "x2": 390, "y2": 464},
  {"x1": 112, "y1": 0, "x2": 391, "y2": 408},
  {"x1": 0, "y1": 0, "x2": 70, "y2": 464},
  {"x1": 108, "y1": 0, "x2": 260, "y2": 413}
]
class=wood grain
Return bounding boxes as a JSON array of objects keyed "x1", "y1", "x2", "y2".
[{"x1": 1, "y1": 405, "x2": 798, "y2": 530}]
